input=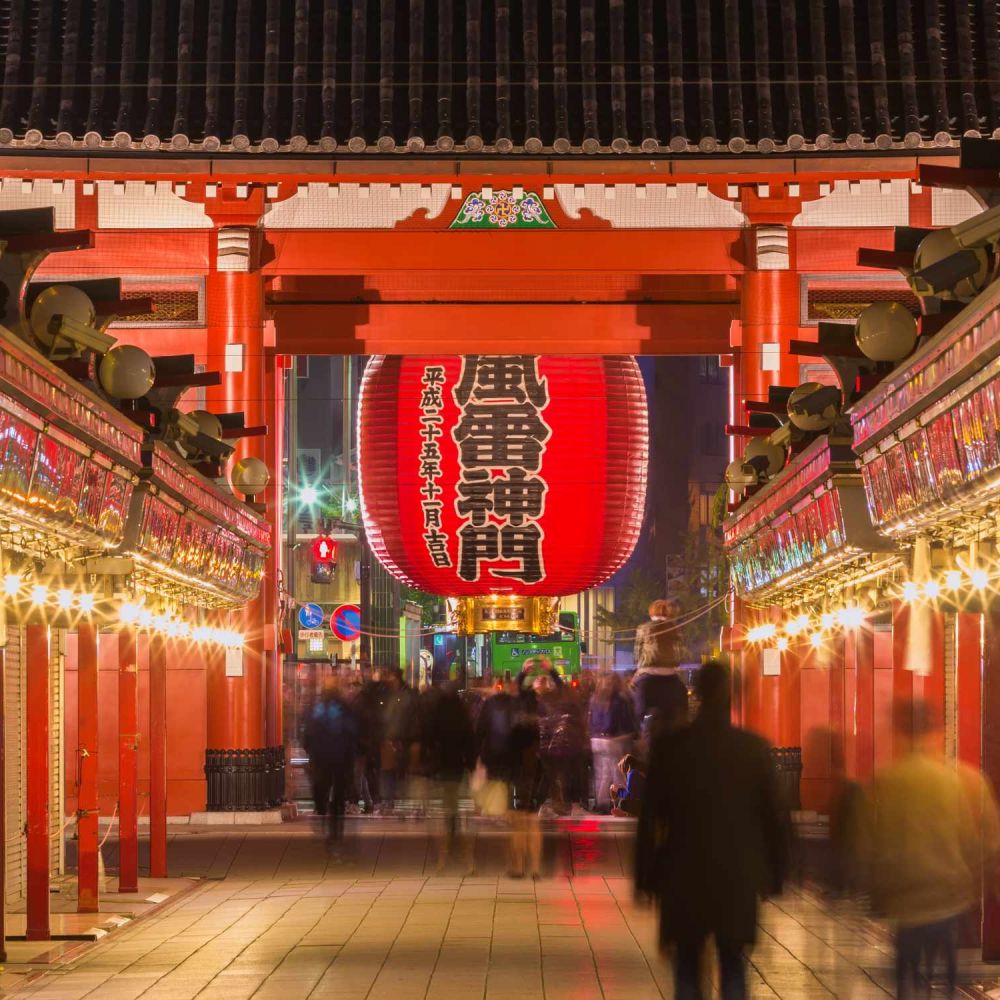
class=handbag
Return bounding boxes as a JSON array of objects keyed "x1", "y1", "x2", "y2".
[{"x1": 476, "y1": 779, "x2": 509, "y2": 817}]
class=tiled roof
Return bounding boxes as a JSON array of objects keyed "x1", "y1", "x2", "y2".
[{"x1": 1, "y1": 0, "x2": 997, "y2": 156}]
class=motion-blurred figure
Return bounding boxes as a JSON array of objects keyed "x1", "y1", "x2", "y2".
[
  {"x1": 379, "y1": 667, "x2": 420, "y2": 815},
  {"x1": 589, "y1": 672, "x2": 636, "y2": 812},
  {"x1": 303, "y1": 677, "x2": 359, "y2": 855},
  {"x1": 636, "y1": 660, "x2": 787, "y2": 1000},
  {"x1": 426, "y1": 680, "x2": 476, "y2": 871},
  {"x1": 863, "y1": 699, "x2": 1000, "y2": 999},
  {"x1": 508, "y1": 680, "x2": 543, "y2": 878},
  {"x1": 631, "y1": 599, "x2": 689, "y2": 746}
]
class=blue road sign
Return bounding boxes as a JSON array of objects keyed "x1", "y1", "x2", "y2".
[{"x1": 298, "y1": 603, "x2": 325, "y2": 630}]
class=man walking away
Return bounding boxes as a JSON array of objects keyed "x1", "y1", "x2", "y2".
[
  {"x1": 635, "y1": 660, "x2": 787, "y2": 1000},
  {"x1": 303, "y1": 677, "x2": 359, "y2": 856},
  {"x1": 862, "y1": 699, "x2": 1000, "y2": 999},
  {"x1": 427, "y1": 680, "x2": 477, "y2": 871}
]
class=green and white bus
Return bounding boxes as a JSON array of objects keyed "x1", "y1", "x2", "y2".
[{"x1": 484, "y1": 611, "x2": 582, "y2": 681}]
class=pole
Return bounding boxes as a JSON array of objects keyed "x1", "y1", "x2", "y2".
[
  {"x1": 25, "y1": 621, "x2": 49, "y2": 941},
  {"x1": 117, "y1": 626, "x2": 139, "y2": 894},
  {"x1": 77, "y1": 623, "x2": 99, "y2": 912},
  {"x1": 148, "y1": 632, "x2": 167, "y2": 878}
]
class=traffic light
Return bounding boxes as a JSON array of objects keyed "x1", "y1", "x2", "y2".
[
  {"x1": 310, "y1": 535, "x2": 337, "y2": 584},
  {"x1": 310, "y1": 560, "x2": 335, "y2": 584}
]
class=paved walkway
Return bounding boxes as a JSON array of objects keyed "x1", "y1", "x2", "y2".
[{"x1": 5, "y1": 819, "x2": 999, "y2": 998}]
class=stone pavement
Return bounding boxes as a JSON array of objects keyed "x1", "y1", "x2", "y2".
[{"x1": 5, "y1": 818, "x2": 999, "y2": 998}]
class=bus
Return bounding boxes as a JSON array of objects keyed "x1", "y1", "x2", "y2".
[{"x1": 484, "y1": 611, "x2": 583, "y2": 681}]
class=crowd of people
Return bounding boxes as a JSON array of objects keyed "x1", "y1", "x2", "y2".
[
  {"x1": 301, "y1": 599, "x2": 690, "y2": 861},
  {"x1": 302, "y1": 598, "x2": 1000, "y2": 999}
]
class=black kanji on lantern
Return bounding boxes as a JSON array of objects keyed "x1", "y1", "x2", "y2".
[
  {"x1": 452, "y1": 356, "x2": 552, "y2": 586},
  {"x1": 494, "y1": 523, "x2": 544, "y2": 582},
  {"x1": 457, "y1": 468, "x2": 547, "y2": 527},
  {"x1": 454, "y1": 403, "x2": 550, "y2": 470},
  {"x1": 453, "y1": 356, "x2": 549, "y2": 408},
  {"x1": 458, "y1": 523, "x2": 500, "y2": 581},
  {"x1": 419, "y1": 364, "x2": 452, "y2": 568}
]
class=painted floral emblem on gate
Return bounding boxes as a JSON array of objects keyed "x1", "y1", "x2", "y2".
[{"x1": 450, "y1": 190, "x2": 556, "y2": 230}]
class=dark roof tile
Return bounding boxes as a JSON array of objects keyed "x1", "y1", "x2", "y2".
[{"x1": 0, "y1": 0, "x2": 994, "y2": 156}]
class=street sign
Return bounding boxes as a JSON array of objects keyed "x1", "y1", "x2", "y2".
[
  {"x1": 298, "y1": 629, "x2": 326, "y2": 653},
  {"x1": 331, "y1": 603, "x2": 362, "y2": 641},
  {"x1": 311, "y1": 536, "x2": 337, "y2": 563},
  {"x1": 298, "y1": 603, "x2": 325, "y2": 630}
]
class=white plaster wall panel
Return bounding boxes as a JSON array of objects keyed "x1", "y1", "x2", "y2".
[
  {"x1": 931, "y1": 188, "x2": 983, "y2": 226},
  {"x1": 793, "y1": 178, "x2": 910, "y2": 227},
  {"x1": 553, "y1": 183, "x2": 746, "y2": 228},
  {"x1": 0, "y1": 178, "x2": 74, "y2": 228},
  {"x1": 97, "y1": 180, "x2": 213, "y2": 228},
  {"x1": 263, "y1": 182, "x2": 451, "y2": 228}
]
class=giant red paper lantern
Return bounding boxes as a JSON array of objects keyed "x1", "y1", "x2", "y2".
[{"x1": 358, "y1": 355, "x2": 648, "y2": 604}]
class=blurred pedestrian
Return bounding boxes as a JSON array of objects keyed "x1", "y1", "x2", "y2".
[
  {"x1": 635, "y1": 660, "x2": 787, "y2": 1000},
  {"x1": 426, "y1": 680, "x2": 476, "y2": 871},
  {"x1": 380, "y1": 667, "x2": 420, "y2": 815},
  {"x1": 356, "y1": 669, "x2": 386, "y2": 813},
  {"x1": 862, "y1": 699, "x2": 1000, "y2": 999},
  {"x1": 533, "y1": 666, "x2": 589, "y2": 817},
  {"x1": 589, "y1": 672, "x2": 636, "y2": 812},
  {"x1": 508, "y1": 679, "x2": 543, "y2": 878},
  {"x1": 303, "y1": 677, "x2": 359, "y2": 856},
  {"x1": 631, "y1": 599, "x2": 689, "y2": 746}
]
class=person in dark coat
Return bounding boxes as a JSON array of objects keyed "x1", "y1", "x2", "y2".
[
  {"x1": 476, "y1": 678, "x2": 518, "y2": 782},
  {"x1": 303, "y1": 677, "x2": 359, "y2": 854},
  {"x1": 635, "y1": 660, "x2": 788, "y2": 1000},
  {"x1": 426, "y1": 681, "x2": 477, "y2": 869}
]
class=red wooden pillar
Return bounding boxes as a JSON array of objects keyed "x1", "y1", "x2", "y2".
[
  {"x1": 891, "y1": 600, "x2": 913, "y2": 758},
  {"x1": 263, "y1": 350, "x2": 285, "y2": 750},
  {"x1": 25, "y1": 622, "x2": 49, "y2": 941},
  {"x1": 77, "y1": 623, "x2": 99, "y2": 912},
  {"x1": 205, "y1": 258, "x2": 267, "y2": 754},
  {"x1": 117, "y1": 627, "x2": 139, "y2": 893},
  {"x1": 853, "y1": 623, "x2": 876, "y2": 781},
  {"x1": 148, "y1": 633, "x2": 167, "y2": 878},
  {"x1": 981, "y1": 607, "x2": 1000, "y2": 958},
  {"x1": 779, "y1": 641, "x2": 802, "y2": 750},
  {"x1": 957, "y1": 612, "x2": 983, "y2": 769},
  {"x1": 735, "y1": 202, "x2": 802, "y2": 415}
]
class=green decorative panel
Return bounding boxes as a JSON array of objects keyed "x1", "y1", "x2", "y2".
[{"x1": 450, "y1": 190, "x2": 556, "y2": 230}]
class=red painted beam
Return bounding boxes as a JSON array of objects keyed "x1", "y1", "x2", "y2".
[
  {"x1": 25, "y1": 622, "x2": 49, "y2": 942},
  {"x1": 148, "y1": 634, "x2": 167, "y2": 879},
  {"x1": 263, "y1": 229, "x2": 746, "y2": 276},
  {"x1": 270, "y1": 302, "x2": 735, "y2": 355},
  {"x1": 117, "y1": 628, "x2": 139, "y2": 895},
  {"x1": 77, "y1": 623, "x2": 99, "y2": 913}
]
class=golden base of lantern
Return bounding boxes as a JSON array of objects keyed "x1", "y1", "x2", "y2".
[{"x1": 452, "y1": 595, "x2": 560, "y2": 636}]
